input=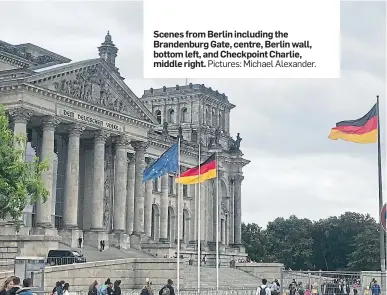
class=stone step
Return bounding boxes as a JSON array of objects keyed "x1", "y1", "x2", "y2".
[{"x1": 58, "y1": 242, "x2": 152, "y2": 262}]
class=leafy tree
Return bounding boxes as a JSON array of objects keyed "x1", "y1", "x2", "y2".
[
  {"x1": 242, "y1": 223, "x2": 267, "y2": 262},
  {"x1": 347, "y1": 221, "x2": 380, "y2": 271},
  {"x1": 242, "y1": 212, "x2": 380, "y2": 271},
  {"x1": 265, "y1": 215, "x2": 314, "y2": 270},
  {"x1": 0, "y1": 104, "x2": 49, "y2": 223}
]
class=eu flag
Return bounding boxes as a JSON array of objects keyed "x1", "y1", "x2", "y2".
[{"x1": 143, "y1": 143, "x2": 178, "y2": 182}]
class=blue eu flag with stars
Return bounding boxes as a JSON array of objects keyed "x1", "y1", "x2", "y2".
[{"x1": 143, "y1": 143, "x2": 178, "y2": 182}]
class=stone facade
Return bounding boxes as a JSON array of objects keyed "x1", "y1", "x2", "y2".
[{"x1": 0, "y1": 33, "x2": 250, "y2": 259}]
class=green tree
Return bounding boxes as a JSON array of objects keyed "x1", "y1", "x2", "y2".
[
  {"x1": 242, "y1": 222, "x2": 267, "y2": 262},
  {"x1": 347, "y1": 221, "x2": 380, "y2": 271},
  {"x1": 0, "y1": 105, "x2": 49, "y2": 223},
  {"x1": 265, "y1": 215, "x2": 314, "y2": 269}
]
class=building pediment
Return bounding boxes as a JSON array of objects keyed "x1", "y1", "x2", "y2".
[{"x1": 26, "y1": 58, "x2": 158, "y2": 124}]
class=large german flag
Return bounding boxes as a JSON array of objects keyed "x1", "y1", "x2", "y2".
[
  {"x1": 176, "y1": 153, "x2": 216, "y2": 185},
  {"x1": 328, "y1": 104, "x2": 377, "y2": 144}
]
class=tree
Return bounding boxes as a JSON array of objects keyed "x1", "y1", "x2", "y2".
[
  {"x1": 347, "y1": 222, "x2": 380, "y2": 271},
  {"x1": 242, "y1": 212, "x2": 380, "y2": 271},
  {"x1": 242, "y1": 223, "x2": 267, "y2": 262},
  {"x1": 0, "y1": 105, "x2": 49, "y2": 223},
  {"x1": 265, "y1": 215, "x2": 314, "y2": 270}
]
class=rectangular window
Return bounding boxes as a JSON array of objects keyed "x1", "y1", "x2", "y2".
[
  {"x1": 153, "y1": 178, "x2": 158, "y2": 192},
  {"x1": 183, "y1": 185, "x2": 188, "y2": 198},
  {"x1": 168, "y1": 175, "x2": 174, "y2": 194}
]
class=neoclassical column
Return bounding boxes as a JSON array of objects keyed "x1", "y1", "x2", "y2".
[
  {"x1": 113, "y1": 135, "x2": 130, "y2": 233},
  {"x1": 233, "y1": 174, "x2": 244, "y2": 245},
  {"x1": 126, "y1": 153, "x2": 135, "y2": 234},
  {"x1": 159, "y1": 174, "x2": 169, "y2": 242},
  {"x1": 144, "y1": 157, "x2": 153, "y2": 238},
  {"x1": 63, "y1": 124, "x2": 85, "y2": 229},
  {"x1": 90, "y1": 130, "x2": 110, "y2": 231},
  {"x1": 35, "y1": 116, "x2": 59, "y2": 228},
  {"x1": 8, "y1": 107, "x2": 32, "y2": 153},
  {"x1": 131, "y1": 141, "x2": 148, "y2": 236},
  {"x1": 228, "y1": 176, "x2": 235, "y2": 244}
]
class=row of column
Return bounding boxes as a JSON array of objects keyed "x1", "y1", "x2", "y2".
[{"x1": 7, "y1": 107, "x2": 242, "y2": 245}]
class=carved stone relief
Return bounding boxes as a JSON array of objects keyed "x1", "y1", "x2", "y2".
[
  {"x1": 103, "y1": 144, "x2": 114, "y2": 231},
  {"x1": 53, "y1": 68, "x2": 131, "y2": 115}
]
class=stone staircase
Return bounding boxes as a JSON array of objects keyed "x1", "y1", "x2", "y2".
[
  {"x1": 179, "y1": 265, "x2": 261, "y2": 289},
  {"x1": 58, "y1": 243, "x2": 153, "y2": 261}
]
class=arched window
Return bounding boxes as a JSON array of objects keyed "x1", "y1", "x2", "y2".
[
  {"x1": 181, "y1": 107, "x2": 188, "y2": 123},
  {"x1": 168, "y1": 109, "x2": 175, "y2": 123},
  {"x1": 155, "y1": 110, "x2": 162, "y2": 124}
]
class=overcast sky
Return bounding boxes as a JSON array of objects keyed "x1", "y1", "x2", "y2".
[{"x1": 0, "y1": 1, "x2": 386, "y2": 227}]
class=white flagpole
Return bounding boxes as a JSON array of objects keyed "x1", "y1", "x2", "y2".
[
  {"x1": 215, "y1": 151, "x2": 219, "y2": 293},
  {"x1": 177, "y1": 138, "x2": 181, "y2": 295},
  {"x1": 197, "y1": 143, "x2": 201, "y2": 294}
]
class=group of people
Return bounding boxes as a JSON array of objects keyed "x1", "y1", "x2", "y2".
[
  {"x1": 52, "y1": 281, "x2": 70, "y2": 295},
  {"x1": 0, "y1": 276, "x2": 33, "y2": 295},
  {"x1": 87, "y1": 278, "x2": 175, "y2": 295},
  {"x1": 87, "y1": 278, "x2": 121, "y2": 295},
  {"x1": 256, "y1": 279, "x2": 281, "y2": 295}
]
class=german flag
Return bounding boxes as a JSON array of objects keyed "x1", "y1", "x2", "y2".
[
  {"x1": 328, "y1": 104, "x2": 377, "y2": 144},
  {"x1": 176, "y1": 153, "x2": 216, "y2": 185}
]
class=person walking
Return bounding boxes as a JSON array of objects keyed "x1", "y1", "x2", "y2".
[
  {"x1": 141, "y1": 279, "x2": 154, "y2": 295},
  {"x1": 113, "y1": 280, "x2": 121, "y2": 295},
  {"x1": 256, "y1": 279, "x2": 271, "y2": 295},
  {"x1": 159, "y1": 279, "x2": 175, "y2": 295},
  {"x1": 88, "y1": 281, "x2": 98, "y2": 295}
]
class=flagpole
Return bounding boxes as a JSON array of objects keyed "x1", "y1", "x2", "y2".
[
  {"x1": 177, "y1": 138, "x2": 181, "y2": 295},
  {"x1": 377, "y1": 96, "x2": 386, "y2": 285},
  {"x1": 197, "y1": 142, "x2": 201, "y2": 294},
  {"x1": 215, "y1": 151, "x2": 219, "y2": 294}
]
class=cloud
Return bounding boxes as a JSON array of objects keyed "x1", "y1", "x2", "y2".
[{"x1": 0, "y1": 1, "x2": 385, "y2": 227}]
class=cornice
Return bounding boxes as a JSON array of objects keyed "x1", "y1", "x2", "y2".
[
  {"x1": 0, "y1": 53, "x2": 30, "y2": 68},
  {"x1": 0, "y1": 82, "x2": 155, "y2": 129}
]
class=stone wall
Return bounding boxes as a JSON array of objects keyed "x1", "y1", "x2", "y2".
[
  {"x1": 43, "y1": 258, "x2": 181, "y2": 292},
  {"x1": 0, "y1": 270, "x2": 14, "y2": 282},
  {"x1": 235, "y1": 262, "x2": 284, "y2": 282},
  {"x1": 0, "y1": 231, "x2": 60, "y2": 271}
]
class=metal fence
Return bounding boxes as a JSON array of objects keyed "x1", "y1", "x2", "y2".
[
  {"x1": 280, "y1": 270, "x2": 386, "y2": 295},
  {"x1": 45, "y1": 257, "x2": 86, "y2": 266}
]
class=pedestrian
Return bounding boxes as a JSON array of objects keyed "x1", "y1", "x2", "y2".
[
  {"x1": 256, "y1": 279, "x2": 271, "y2": 295},
  {"x1": 371, "y1": 280, "x2": 380, "y2": 295},
  {"x1": 62, "y1": 283, "x2": 70, "y2": 295},
  {"x1": 78, "y1": 236, "x2": 83, "y2": 248},
  {"x1": 88, "y1": 281, "x2": 98, "y2": 295},
  {"x1": 0, "y1": 277, "x2": 16, "y2": 295},
  {"x1": 159, "y1": 279, "x2": 175, "y2": 295},
  {"x1": 55, "y1": 281, "x2": 65, "y2": 295},
  {"x1": 113, "y1": 280, "x2": 121, "y2": 295},
  {"x1": 100, "y1": 240, "x2": 103, "y2": 252},
  {"x1": 98, "y1": 279, "x2": 111, "y2": 295},
  {"x1": 141, "y1": 279, "x2": 154, "y2": 295},
  {"x1": 16, "y1": 278, "x2": 33, "y2": 295},
  {"x1": 7, "y1": 277, "x2": 21, "y2": 295}
]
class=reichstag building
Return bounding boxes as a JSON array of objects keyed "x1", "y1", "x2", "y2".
[{"x1": 0, "y1": 32, "x2": 249, "y2": 259}]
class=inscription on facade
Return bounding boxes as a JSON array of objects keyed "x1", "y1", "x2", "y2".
[{"x1": 57, "y1": 108, "x2": 123, "y2": 132}]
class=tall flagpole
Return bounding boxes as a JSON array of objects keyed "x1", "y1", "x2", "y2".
[
  {"x1": 215, "y1": 151, "x2": 219, "y2": 293},
  {"x1": 177, "y1": 138, "x2": 181, "y2": 295},
  {"x1": 376, "y1": 96, "x2": 386, "y2": 287},
  {"x1": 197, "y1": 143, "x2": 201, "y2": 294}
]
